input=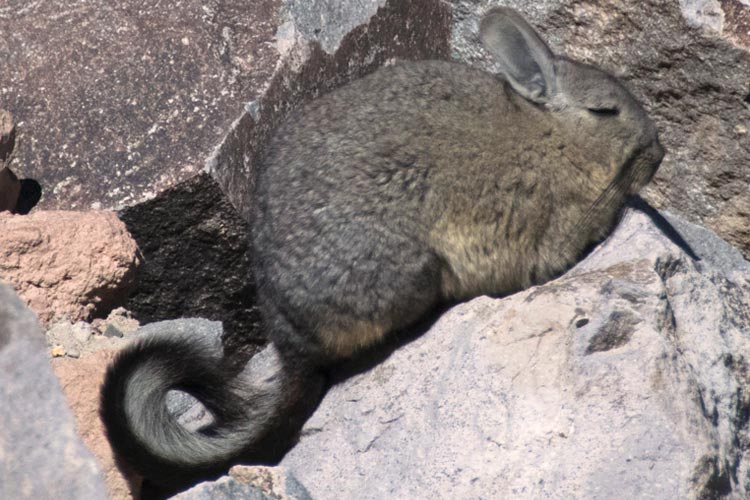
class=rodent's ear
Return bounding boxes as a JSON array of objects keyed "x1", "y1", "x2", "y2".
[{"x1": 479, "y1": 8, "x2": 556, "y2": 104}]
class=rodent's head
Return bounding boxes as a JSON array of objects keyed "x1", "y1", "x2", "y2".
[{"x1": 480, "y1": 8, "x2": 664, "y2": 195}]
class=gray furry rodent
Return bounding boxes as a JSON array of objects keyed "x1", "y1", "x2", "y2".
[{"x1": 101, "y1": 7, "x2": 664, "y2": 491}]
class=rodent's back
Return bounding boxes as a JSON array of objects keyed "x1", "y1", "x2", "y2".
[
  {"x1": 254, "y1": 60, "x2": 587, "y2": 302},
  {"x1": 254, "y1": 60, "x2": 552, "y2": 260},
  {"x1": 256, "y1": 60, "x2": 525, "y2": 236}
]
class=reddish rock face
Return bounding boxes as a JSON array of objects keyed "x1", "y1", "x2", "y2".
[
  {"x1": 52, "y1": 350, "x2": 137, "y2": 500},
  {"x1": 0, "y1": 210, "x2": 140, "y2": 324},
  {"x1": 0, "y1": 0, "x2": 451, "y2": 215},
  {"x1": 0, "y1": 0, "x2": 284, "y2": 211}
]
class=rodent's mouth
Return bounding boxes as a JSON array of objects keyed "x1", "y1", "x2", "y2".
[{"x1": 626, "y1": 138, "x2": 664, "y2": 194}]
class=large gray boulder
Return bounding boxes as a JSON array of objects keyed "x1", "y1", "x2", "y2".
[
  {"x1": 0, "y1": 0, "x2": 451, "y2": 214},
  {"x1": 0, "y1": 283, "x2": 107, "y2": 499},
  {"x1": 277, "y1": 208, "x2": 750, "y2": 499}
]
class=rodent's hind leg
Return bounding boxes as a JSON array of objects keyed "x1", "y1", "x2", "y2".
[
  {"x1": 309, "y1": 247, "x2": 447, "y2": 360},
  {"x1": 259, "y1": 220, "x2": 448, "y2": 362}
]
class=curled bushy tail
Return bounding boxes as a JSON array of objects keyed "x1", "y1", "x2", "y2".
[{"x1": 100, "y1": 330, "x2": 320, "y2": 490}]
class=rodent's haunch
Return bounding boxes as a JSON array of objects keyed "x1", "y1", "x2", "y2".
[{"x1": 101, "y1": 7, "x2": 664, "y2": 491}]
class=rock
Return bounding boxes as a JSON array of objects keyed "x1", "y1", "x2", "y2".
[
  {"x1": 173, "y1": 466, "x2": 311, "y2": 500},
  {"x1": 0, "y1": 0, "x2": 450, "y2": 215},
  {"x1": 45, "y1": 308, "x2": 139, "y2": 360},
  {"x1": 0, "y1": 283, "x2": 107, "y2": 500},
  {"x1": 0, "y1": 1, "x2": 282, "y2": 211},
  {"x1": 0, "y1": 108, "x2": 14, "y2": 162},
  {"x1": 93, "y1": 307, "x2": 140, "y2": 337},
  {"x1": 46, "y1": 318, "x2": 131, "y2": 359},
  {"x1": 51, "y1": 349, "x2": 137, "y2": 500},
  {"x1": 0, "y1": 210, "x2": 140, "y2": 324},
  {"x1": 0, "y1": 166, "x2": 20, "y2": 212},
  {"x1": 45, "y1": 310, "x2": 143, "y2": 499},
  {"x1": 451, "y1": 0, "x2": 750, "y2": 260},
  {"x1": 275, "y1": 208, "x2": 750, "y2": 499}
]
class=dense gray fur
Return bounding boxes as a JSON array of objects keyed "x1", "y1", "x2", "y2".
[{"x1": 101, "y1": 7, "x2": 664, "y2": 492}]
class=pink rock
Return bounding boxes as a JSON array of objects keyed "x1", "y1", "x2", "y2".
[
  {"x1": 52, "y1": 350, "x2": 139, "y2": 500},
  {"x1": 0, "y1": 210, "x2": 140, "y2": 324}
]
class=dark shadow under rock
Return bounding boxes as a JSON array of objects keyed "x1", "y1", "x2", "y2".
[{"x1": 119, "y1": 173, "x2": 264, "y2": 364}]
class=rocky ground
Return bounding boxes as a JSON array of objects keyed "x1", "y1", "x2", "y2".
[{"x1": 1, "y1": 1, "x2": 749, "y2": 499}]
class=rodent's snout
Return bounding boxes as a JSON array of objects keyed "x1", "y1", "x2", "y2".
[
  {"x1": 633, "y1": 134, "x2": 665, "y2": 190},
  {"x1": 647, "y1": 136, "x2": 665, "y2": 175}
]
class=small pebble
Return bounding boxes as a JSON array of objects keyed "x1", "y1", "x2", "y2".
[
  {"x1": 71, "y1": 322, "x2": 93, "y2": 343},
  {"x1": 103, "y1": 324, "x2": 124, "y2": 338}
]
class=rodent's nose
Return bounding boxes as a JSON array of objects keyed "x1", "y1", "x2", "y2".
[{"x1": 637, "y1": 135, "x2": 665, "y2": 188}]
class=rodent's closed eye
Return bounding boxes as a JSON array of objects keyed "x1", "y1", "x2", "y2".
[{"x1": 587, "y1": 107, "x2": 620, "y2": 117}]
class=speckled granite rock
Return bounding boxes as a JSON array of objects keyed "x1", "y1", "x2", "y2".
[
  {"x1": 0, "y1": 0, "x2": 450, "y2": 214},
  {"x1": 0, "y1": 0, "x2": 284, "y2": 211}
]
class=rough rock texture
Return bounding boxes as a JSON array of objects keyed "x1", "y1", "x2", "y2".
[
  {"x1": 0, "y1": 210, "x2": 140, "y2": 324},
  {"x1": 0, "y1": 0, "x2": 283, "y2": 211},
  {"x1": 451, "y1": 0, "x2": 750, "y2": 260},
  {"x1": 0, "y1": 0, "x2": 450, "y2": 214},
  {"x1": 46, "y1": 309, "x2": 144, "y2": 499},
  {"x1": 276, "y1": 209, "x2": 750, "y2": 499},
  {"x1": 0, "y1": 108, "x2": 14, "y2": 161},
  {"x1": 0, "y1": 283, "x2": 107, "y2": 500},
  {"x1": 173, "y1": 466, "x2": 311, "y2": 500},
  {"x1": 47, "y1": 308, "x2": 140, "y2": 359}
]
